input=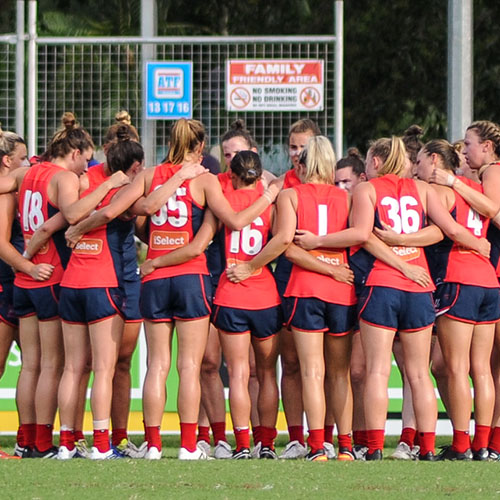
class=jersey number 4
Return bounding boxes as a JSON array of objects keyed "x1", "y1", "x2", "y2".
[{"x1": 466, "y1": 208, "x2": 483, "y2": 236}]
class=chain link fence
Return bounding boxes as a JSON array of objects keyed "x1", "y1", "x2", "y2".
[
  {"x1": 1, "y1": 35, "x2": 338, "y2": 175},
  {"x1": 38, "y1": 39, "x2": 336, "y2": 174},
  {"x1": 0, "y1": 38, "x2": 17, "y2": 132}
]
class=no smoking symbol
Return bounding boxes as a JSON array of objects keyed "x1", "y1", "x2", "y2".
[
  {"x1": 230, "y1": 87, "x2": 251, "y2": 109},
  {"x1": 300, "y1": 87, "x2": 320, "y2": 108}
]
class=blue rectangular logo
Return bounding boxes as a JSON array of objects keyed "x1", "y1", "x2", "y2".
[{"x1": 146, "y1": 62, "x2": 192, "y2": 119}]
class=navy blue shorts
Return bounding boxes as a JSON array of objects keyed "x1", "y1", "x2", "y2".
[
  {"x1": 434, "y1": 282, "x2": 500, "y2": 324},
  {"x1": 274, "y1": 255, "x2": 292, "y2": 319},
  {"x1": 140, "y1": 274, "x2": 212, "y2": 322},
  {"x1": 13, "y1": 284, "x2": 60, "y2": 321},
  {"x1": 275, "y1": 279, "x2": 289, "y2": 324},
  {"x1": 0, "y1": 282, "x2": 18, "y2": 327},
  {"x1": 205, "y1": 231, "x2": 224, "y2": 291},
  {"x1": 122, "y1": 279, "x2": 142, "y2": 322},
  {"x1": 285, "y1": 296, "x2": 356, "y2": 336},
  {"x1": 212, "y1": 304, "x2": 282, "y2": 340},
  {"x1": 59, "y1": 287, "x2": 123, "y2": 324},
  {"x1": 358, "y1": 286, "x2": 435, "y2": 332}
]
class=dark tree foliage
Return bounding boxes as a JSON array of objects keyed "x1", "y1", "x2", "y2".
[
  {"x1": 343, "y1": 1, "x2": 448, "y2": 152},
  {"x1": 473, "y1": 0, "x2": 500, "y2": 127}
]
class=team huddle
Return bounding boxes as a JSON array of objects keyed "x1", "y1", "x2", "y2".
[{"x1": 1, "y1": 112, "x2": 500, "y2": 462}]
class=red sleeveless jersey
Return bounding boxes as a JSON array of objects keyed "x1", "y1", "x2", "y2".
[
  {"x1": 218, "y1": 172, "x2": 234, "y2": 194},
  {"x1": 366, "y1": 174, "x2": 434, "y2": 292},
  {"x1": 283, "y1": 168, "x2": 301, "y2": 189},
  {"x1": 284, "y1": 183, "x2": 357, "y2": 305},
  {"x1": 143, "y1": 162, "x2": 208, "y2": 283},
  {"x1": 443, "y1": 177, "x2": 498, "y2": 287},
  {"x1": 85, "y1": 162, "x2": 107, "y2": 191},
  {"x1": 214, "y1": 188, "x2": 280, "y2": 309},
  {"x1": 217, "y1": 171, "x2": 265, "y2": 195},
  {"x1": 15, "y1": 162, "x2": 69, "y2": 288},
  {"x1": 61, "y1": 164, "x2": 122, "y2": 288}
]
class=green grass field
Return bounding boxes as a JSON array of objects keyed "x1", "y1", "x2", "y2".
[{"x1": 0, "y1": 435, "x2": 498, "y2": 499}]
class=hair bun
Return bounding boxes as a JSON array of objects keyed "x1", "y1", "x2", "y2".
[
  {"x1": 61, "y1": 111, "x2": 77, "y2": 130},
  {"x1": 403, "y1": 124, "x2": 423, "y2": 138},
  {"x1": 115, "y1": 124, "x2": 131, "y2": 142},
  {"x1": 115, "y1": 110, "x2": 132, "y2": 125},
  {"x1": 346, "y1": 147, "x2": 363, "y2": 160},
  {"x1": 231, "y1": 119, "x2": 246, "y2": 131}
]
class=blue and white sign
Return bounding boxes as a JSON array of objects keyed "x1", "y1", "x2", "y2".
[{"x1": 145, "y1": 62, "x2": 193, "y2": 119}]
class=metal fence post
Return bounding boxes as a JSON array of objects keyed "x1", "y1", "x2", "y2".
[
  {"x1": 334, "y1": 0, "x2": 344, "y2": 159},
  {"x1": 27, "y1": 0, "x2": 37, "y2": 156},
  {"x1": 16, "y1": 1, "x2": 25, "y2": 138},
  {"x1": 447, "y1": 0, "x2": 473, "y2": 143},
  {"x1": 141, "y1": 0, "x2": 157, "y2": 167}
]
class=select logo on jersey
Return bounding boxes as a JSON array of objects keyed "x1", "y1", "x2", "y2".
[
  {"x1": 150, "y1": 230, "x2": 189, "y2": 250},
  {"x1": 24, "y1": 236, "x2": 49, "y2": 255},
  {"x1": 391, "y1": 246, "x2": 420, "y2": 261},
  {"x1": 227, "y1": 257, "x2": 262, "y2": 277},
  {"x1": 74, "y1": 239, "x2": 103, "y2": 255},
  {"x1": 309, "y1": 249, "x2": 345, "y2": 266}
]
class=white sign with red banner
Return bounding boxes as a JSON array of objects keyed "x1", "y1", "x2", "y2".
[{"x1": 226, "y1": 59, "x2": 324, "y2": 112}]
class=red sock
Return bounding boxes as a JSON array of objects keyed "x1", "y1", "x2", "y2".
[
  {"x1": 288, "y1": 425, "x2": 305, "y2": 446},
  {"x1": 366, "y1": 429, "x2": 384, "y2": 453},
  {"x1": 180, "y1": 423, "x2": 197, "y2": 452},
  {"x1": 418, "y1": 432, "x2": 435, "y2": 455},
  {"x1": 353, "y1": 430, "x2": 362, "y2": 446},
  {"x1": 472, "y1": 424, "x2": 490, "y2": 452},
  {"x1": 489, "y1": 426, "x2": 500, "y2": 452},
  {"x1": 414, "y1": 432, "x2": 420, "y2": 447},
  {"x1": 17, "y1": 425, "x2": 31, "y2": 448},
  {"x1": 307, "y1": 429, "x2": 324, "y2": 454},
  {"x1": 400, "y1": 427, "x2": 416, "y2": 447},
  {"x1": 324, "y1": 425, "x2": 334, "y2": 444},
  {"x1": 16, "y1": 426, "x2": 24, "y2": 447},
  {"x1": 452, "y1": 429, "x2": 470, "y2": 453},
  {"x1": 74, "y1": 430, "x2": 85, "y2": 442},
  {"x1": 234, "y1": 427, "x2": 250, "y2": 451},
  {"x1": 354, "y1": 429, "x2": 369, "y2": 447},
  {"x1": 260, "y1": 426, "x2": 277, "y2": 449},
  {"x1": 145, "y1": 426, "x2": 161, "y2": 450},
  {"x1": 36, "y1": 424, "x2": 54, "y2": 452},
  {"x1": 338, "y1": 433, "x2": 352, "y2": 451},
  {"x1": 60, "y1": 430, "x2": 75, "y2": 450},
  {"x1": 197, "y1": 425, "x2": 210, "y2": 444},
  {"x1": 111, "y1": 428, "x2": 128, "y2": 447},
  {"x1": 211, "y1": 421, "x2": 226, "y2": 445},
  {"x1": 252, "y1": 425, "x2": 262, "y2": 446},
  {"x1": 361, "y1": 430, "x2": 369, "y2": 447},
  {"x1": 26, "y1": 424, "x2": 37, "y2": 448},
  {"x1": 93, "y1": 429, "x2": 110, "y2": 453}
]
